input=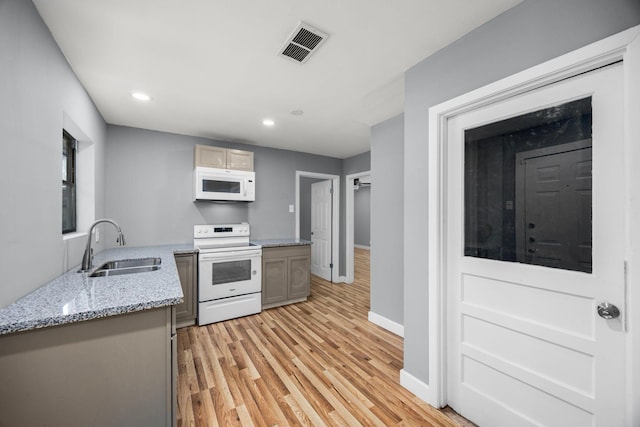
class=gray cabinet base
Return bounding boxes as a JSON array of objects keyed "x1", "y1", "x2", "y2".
[
  {"x1": 262, "y1": 245, "x2": 311, "y2": 309},
  {"x1": 0, "y1": 307, "x2": 175, "y2": 427}
]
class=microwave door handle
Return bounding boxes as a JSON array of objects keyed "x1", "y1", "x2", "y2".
[{"x1": 243, "y1": 179, "x2": 247, "y2": 197}]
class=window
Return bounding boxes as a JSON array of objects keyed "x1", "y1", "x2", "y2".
[
  {"x1": 62, "y1": 130, "x2": 76, "y2": 233},
  {"x1": 464, "y1": 97, "x2": 593, "y2": 273}
]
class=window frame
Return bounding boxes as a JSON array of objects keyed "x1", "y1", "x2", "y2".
[{"x1": 62, "y1": 129, "x2": 77, "y2": 234}]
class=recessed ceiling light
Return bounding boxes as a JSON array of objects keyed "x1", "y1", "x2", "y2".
[
  {"x1": 131, "y1": 92, "x2": 151, "y2": 101},
  {"x1": 290, "y1": 109, "x2": 304, "y2": 116},
  {"x1": 262, "y1": 119, "x2": 275, "y2": 127}
]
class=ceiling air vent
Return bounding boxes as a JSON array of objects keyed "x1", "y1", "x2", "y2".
[{"x1": 279, "y1": 22, "x2": 328, "y2": 64}]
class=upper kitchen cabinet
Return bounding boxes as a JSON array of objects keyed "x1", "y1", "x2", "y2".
[
  {"x1": 194, "y1": 144, "x2": 254, "y2": 171},
  {"x1": 226, "y1": 149, "x2": 254, "y2": 171},
  {"x1": 195, "y1": 145, "x2": 226, "y2": 168}
]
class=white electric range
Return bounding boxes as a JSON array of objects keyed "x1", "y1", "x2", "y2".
[{"x1": 193, "y1": 224, "x2": 262, "y2": 326}]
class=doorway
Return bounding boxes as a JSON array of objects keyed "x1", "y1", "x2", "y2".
[
  {"x1": 425, "y1": 28, "x2": 640, "y2": 427},
  {"x1": 310, "y1": 180, "x2": 333, "y2": 281},
  {"x1": 448, "y1": 70, "x2": 623, "y2": 426},
  {"x1": 295, "y1": 171, "x2": 340, "y2": 283},
  {"x1": 345, "y1": 170, "x2": 371, "y2": 284}
]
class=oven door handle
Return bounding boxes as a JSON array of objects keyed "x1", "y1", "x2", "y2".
[{"x1": 199, "y1": 251, "x2": 261, "y2": 262}]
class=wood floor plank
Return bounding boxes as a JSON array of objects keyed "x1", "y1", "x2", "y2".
[
  {"x1": 243, "y1": 374, "x2": 290, "y2": 427},
  {"x1": 289, "y1": 358, "x2": 337, "y2": 421},
  {"x1": 209, "y1": 347, "x2": 237, "y2": 412},
  {"x1": 177, "y1": 248, "x2": 461, "y2": 426},
  {"x1": 283, "y1": 393, "x2": 322, "y2": 427},
  {"x1": 321, "y1": 368, "x2": 387, "y2": 427},
  {"x1": 177, "y1": 369, "x2": 195, "y2": 427},
  {"x1": 199, "y1": 388, "x2": 219, "y2": 427}
]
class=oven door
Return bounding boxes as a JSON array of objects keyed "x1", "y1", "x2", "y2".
[{"x1": 198, "y1": 249, "x2": 262, "y2": 301}]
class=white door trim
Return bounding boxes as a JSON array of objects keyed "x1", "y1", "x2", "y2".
[
  {"x1": 295, "y1": 170, "x2": 341, "y2": 283},
  {"x1": 425, "y1": 25, "x2": 640, "y2": 426},
  {"x1": 345, "y1": 170, "x2": 371, "y2": 284}
]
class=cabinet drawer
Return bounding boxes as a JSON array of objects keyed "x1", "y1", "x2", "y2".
[
  {"x1": 263, "y1": 245, "x2": 311, "y2": 259},
  {"x1": 198, "y1": 294, "x2": 261, "y2": 325}
]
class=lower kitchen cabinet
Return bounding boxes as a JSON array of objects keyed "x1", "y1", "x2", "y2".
[
  {"x1": 0, "y1": 306, "x2": 176, "y2": 427},
  {"x1": 174, "y1": 252, "x2": 197, "y2": 327},
  {"x1": 262, "y1": 245, "x2": 311, "y2": 309}
]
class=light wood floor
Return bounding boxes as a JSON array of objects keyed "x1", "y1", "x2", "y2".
[{"x1": 177, "y1": 248, "x2": 460, "y2": 426}]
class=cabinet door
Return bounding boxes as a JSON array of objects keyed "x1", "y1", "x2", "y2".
[
  {"x1": 262, "y1": 257, "x2": 288, "y2": 305},
  {"x1": 174, "y1": 253, "x2": 197, "y2": 325},
  {"x1": 226, "y1": 149, "x2": 254, "y2": 171},
  {"x1": 0, "y1": 308, "x2": 173, "y2": 427},
  {"x1": 288, "y1": 255, "x2": 310, "y2": 300},
  {"x1": 195, "y1": 145, "x2": 226, "y2": 168}
]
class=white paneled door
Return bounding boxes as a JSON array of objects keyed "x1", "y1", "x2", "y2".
[
  {"x1": 446, "y1": 63, "x2": 626, "y2": 426},
  {"x1": 311, "y1": 180, "x2": 333, "y2": 281}
]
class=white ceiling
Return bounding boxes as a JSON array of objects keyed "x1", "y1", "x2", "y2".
[{"x1": 34, "y1": 0, "x2": 522, "y2": 159}]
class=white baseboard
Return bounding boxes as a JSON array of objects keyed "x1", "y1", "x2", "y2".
[
  {"x1": 368, "y1": 311, "x2": 404, "y2": 337},
  {"x1": 400, "y1": 369, "x2": 440, "y2": 407},
  {"x1": 354, "y1": 244, "x2": 370, "y2": 250},
  {"x1": 336, "y1": 275, "x2": 347, "y2": 283}
]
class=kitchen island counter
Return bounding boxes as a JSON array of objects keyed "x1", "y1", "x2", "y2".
[{"x1": 0, "y1": 244, "x2": 194, "y2": 335}]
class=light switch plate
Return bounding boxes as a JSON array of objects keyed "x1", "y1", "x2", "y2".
[{"x1": 289, "y1": 204, "x2": 295, "y2": 213}]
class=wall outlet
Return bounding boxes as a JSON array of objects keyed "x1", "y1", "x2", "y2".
[
  {"x1": 289, "y1": 204, "x2": 295, "y2": 213},
  {"x1": 95, "y1": 228, "x2": 100, "y2": 243}
]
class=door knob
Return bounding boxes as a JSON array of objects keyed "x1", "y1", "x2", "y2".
[{"x1": 597, "y1": 302, "x2": 620, "y2": 319}]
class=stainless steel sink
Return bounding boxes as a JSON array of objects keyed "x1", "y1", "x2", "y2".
[
  {"x1": 88, "y1": 257, "x2": 162, "y2": 277},
  {"x1": 89, "y1": 265, "x2": 161, "y2": 277},
  {"x1": 97, "y1": 257, "x2": 161, "y2": 270}
]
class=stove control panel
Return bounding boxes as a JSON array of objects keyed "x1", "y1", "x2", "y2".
[{"x1": 194, "y1": 223, "x2": 250, "y2": 238}]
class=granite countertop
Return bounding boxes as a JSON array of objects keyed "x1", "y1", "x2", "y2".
[
  {"x1": 253, "y1": 238, "x2": 313, "y2": 248},
  {"x1": 0, "y1": 244, "x2": 196, "y2": 336}
]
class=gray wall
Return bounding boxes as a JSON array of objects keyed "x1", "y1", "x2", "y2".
[
  {"x1": 105, "y1": 125, "x2": 343, "y2": 246},
  {"x1": 248, "y1": 143, "x2": 343, "y2": 240},
  {"x1": 343, "y1": 151, "x2": 371, "y2": 174},
  {"x1": 0, "y1": 0, "x2": 107, "y2": 308},
  {"x1": 354, "y1": 185, "x2": 370, "y2": 247},
  {"x1": 371, "y1": 114, "x2": 404, "y2": 325},
  {"x1": 402, "y1": 0, "x2": 640, "y2": 384}
]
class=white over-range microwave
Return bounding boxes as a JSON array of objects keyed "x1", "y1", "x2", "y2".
[{"x1": 194, "y1": 167, "x2": 256, "y2": 202}]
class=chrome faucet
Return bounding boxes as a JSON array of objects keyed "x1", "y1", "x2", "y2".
[{"x1": 80, "y1": 219, "x2": 126, "y2": 272}]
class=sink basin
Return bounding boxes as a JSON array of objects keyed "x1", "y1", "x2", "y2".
[
  {"x1": 89, "y1": 265, "x2": 161, "y2": 277},
  {"x1": 88, "y1": 257, "x2": 162, "y2": 277},
  {"x1": 97, "y1": 257, "x2": 161, "y2": 270}
]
